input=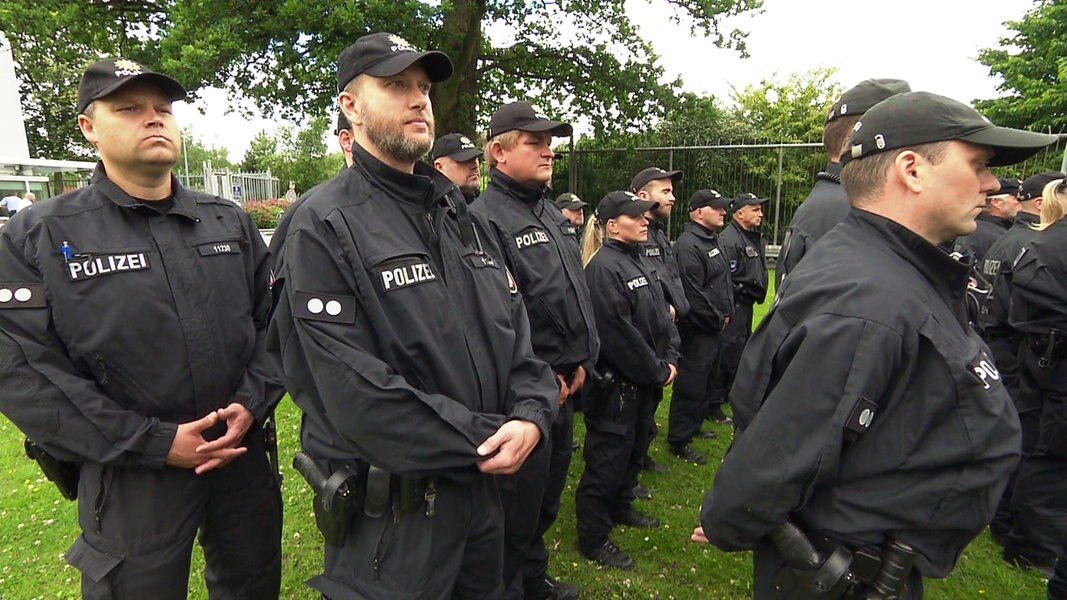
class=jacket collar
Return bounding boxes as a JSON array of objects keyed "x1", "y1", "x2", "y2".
[
  {"x1": 976, "y1": 211, "x2": 1012, "y2": 230},
  {"x1": 1013, "y1": 211, "x2": 1040, "y2": 229},
  {"x1": 684, "y1": 221, "x2": 718, "y2": 240},
  {"x1": 604, "y1": 237, "x2": 641, "y2": 258},
  {"x1": 352, "y1": 142, "x2": 454, "y2": 209},
  {"x1": 487, "y1": 168, "x2": 547, "y2": 207},
  {"x1": 92, "y1": 162, "x2": 199, "y2": 222}
]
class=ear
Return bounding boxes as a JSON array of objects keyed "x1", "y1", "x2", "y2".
[
  {"x1": 636, "y1": 189, "x2": 650, "y2": 200},
  {"x1": 78, "y1": 114, "x2": 98, "y2": 146},
  {"x1": 1035, "y1": 198, "x2": 1044, "y2": 211},
  {"x1": 489, "y1": 140, "x2": 507, "y2": 166},
  {"x1": 894, "y1": 150, "x2": 925, "y2": 194},
  {"x1": 338, "y1": 92, "x2": 363, "y2": 127},
  {"x1": 433, "y1": 158, "x2": 445, "y2": 171},
  {"x1": 338, "y1": 129, "x2": 353, "y2": 155}
]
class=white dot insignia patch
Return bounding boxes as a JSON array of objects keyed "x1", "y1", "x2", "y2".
[
  {"x1": 0, "y1": 284, "x2": 46, "y2": 309},
  {"x1": 293, "y1": 290, "x2": 357, "y2": 324}
]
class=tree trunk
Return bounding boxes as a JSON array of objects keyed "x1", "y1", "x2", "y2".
[{"x1": 432, "y1": 0, "x2": 484, "y2": 140}]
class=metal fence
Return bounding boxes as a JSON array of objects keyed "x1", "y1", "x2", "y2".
[
  {"x1": 61, "y1": 163, "x2": 280, "y2": 204},
  {"x1": 553, "y1": 136, "x2": 1067, "y2": 246}
]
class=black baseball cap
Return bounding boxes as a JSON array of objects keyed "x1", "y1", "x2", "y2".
[
  {"x1": 77, "y1": 58, "x2": 186, "y2": 114},
  {"x1": 595, "y1": 191, "x2": 657, "y2": 221},
  {"x1": 689, "y1": 189, "x2": 730, "y2": 211},
  {"x1": 431, "y1": 133, "x2": 482, "y2": 161},
  {"x1": 842, "y1": 92, "x2": 1058, "y2": 167},
  {"x1": 335, "y1": 112, "x2": 351, "y2": 135},
  {"x1": 630, "y1": 167, "x2": 683, "y2": 194},
  {"x1": 337, "y1": 33, "x2": 453, "y2": 92},
  {"x1": 826, "y1": 78, "x2": 911, "y2": 123},
  {"x1": 555, "y1": 193, "x2": 587, "y2": 210},
  {"x1": 731, "y1": 192, "x2": 768, "y2": 209},
  {"x1": 988, "y1": 177, "x2": 1021, "y2": 198},
  {"x1": 1019, "y1": 172, "x2": 1066, "y2": 201},
  {"x1": 487, "y1": 102, "x2": 572, "y2": 139}
]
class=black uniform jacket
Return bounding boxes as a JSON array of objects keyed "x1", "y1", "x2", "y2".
[
  {"x1": 720, "y1": 220, "x2": 768, "y2": 306},
  {"x1": 0, "y1": 164, "x2": 280, "y2": 467},
  {"x1": 640, "y1": 218, "x2": 690, "y2": 320},
  {"x1": 470, "y1": 169, "x2": 598, "y2": 372},
  {"x1": 674, "y1": 222, "x2": 733, "y2": 334},
  {"x1": 1009, "y1": 218, "x2": 1067, "y2": 334},
  {"x1": 776, "y1": 162, "x2": 847, "y2": 287},
  {"x1": 267, "y1": 144, "x2": 557, "y2": 479},
  {"x1": 980, "y1": 212, "x2": 1040, "y2": 333},
  {"x1": 702, "y1": 209, "x2": 1021, "y2": 578},
  {"x1": 952, "y1": 212, "x2": 1012, "y2": 265},
  {"x1": 585, "y1": 239, "x2": 679, "y2": 387}
]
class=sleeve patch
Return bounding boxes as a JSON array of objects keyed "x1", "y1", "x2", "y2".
[
  {"x1": 0, "y1": 284, "x2": 46, "y2": 309},
  {"x1": 845, "y1": 396, "x2": 878, "y2": 433},
  {"x1": 293, "y1": 290, "x2": 357, "y2": 323}
]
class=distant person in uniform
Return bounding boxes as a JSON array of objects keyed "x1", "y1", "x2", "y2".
[
  {"x1": 952, "y1": 176, "x2": 1021, "y2": 264},
  {"x1": 696, "y1": 91, "x2": 1053, "y2": 600},
  {"x1": 776, "y1": 78, "x2": 911, "y2": 288},
  {"x1": 432, "y1": 132, "x2": 483, "y2": 203}
]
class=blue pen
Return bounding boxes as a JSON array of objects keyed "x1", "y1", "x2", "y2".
[{"x1": 60, "y1": 241, "x2": 73, "y2": 262}]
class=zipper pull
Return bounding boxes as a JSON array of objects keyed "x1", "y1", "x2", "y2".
[{"x1": 424, "y1": 481, "x2": 437, "y2": 518}]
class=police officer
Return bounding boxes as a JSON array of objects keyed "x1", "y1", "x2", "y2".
[
  {"x1": 432, "y1": 132, "x2": 483, "y2": 203},
  {"x1": 1005, "y1": 176, "x2": 1067, "y2": 573},
  {"x1": 268, "y1": 34, "x2": 557, "y2": 598},
  {"x1": 555, "y1": 193, "x2": 587, "y2": 243},
  {"x1": 632, "y1": 167, "x2": 691, "y2": 475},
  {"x1": 714, "y1": 192, "x2": 768, "y2": 421},
  {"x1": 0, "y1": 58, "x2": 284, "y2": 597},
  {"x1": 980, "y1": 172, "x2": 1063, "y2": 546},
  {"x1": 952, "y1": 177, "x2": 1021, "y2": 264},
  {"x1": 667, "y1": 189, "x2": 734, "y2": 465},
  {"x1": 694, "y1": 91, "x2": 1053, "y2": 599},
  {"x1": 578, "y1": 191, "x2": 679, "y2": 570},
  {"x1": 776, "y1": 78, "x2": 911, "y2": 289},
  {"x1": 472, "y1": 101, "x2": 597, "y2": 600}
]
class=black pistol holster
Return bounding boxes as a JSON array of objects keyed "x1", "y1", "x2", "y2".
[
  {"x1": 769, "y1": 522, "x2": 917, "y2": 600},
  {"x1": 293, "y1": 452, "x2": 364, "y2": 547},
  {"x1": 24, "y1": 439, "x2": 80, "y2": 501}
]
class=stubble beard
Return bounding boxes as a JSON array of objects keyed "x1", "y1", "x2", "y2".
[{"x1": 363, "y1": 107, "x2": 434, "y2": 164}]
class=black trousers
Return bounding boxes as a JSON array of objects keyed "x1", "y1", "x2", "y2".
[
  {"x1": 66, "y1": 425, "x2": 282, "y2": 600},
  {"x1": 668, "y1": 328, "x2": 723, "y2": 448},
  {"x1": 988, "y1": 331, "x2": 1025, "y2": 540},
  {"x1": 576, "y1": 383, "x2": 656, "y2": 553},
  {"x1": 311, "y1": 475, "x2": 505, "y2": 599},
  {"x1": 523, "y1": 399, "x2": 575, "y2": 588},
  {"x1": 1049, "y1": 536, "x2": 1067, "y2": 600},
  {"x1": 500, "y1": 436, "x2": 551, "y2": 599},
  {"x1": 1004, "y1": 344, "x2": 1067, "y2": 564},
  {"x1": 712, "y1": 302, "x2": 754, "y2": 407}
]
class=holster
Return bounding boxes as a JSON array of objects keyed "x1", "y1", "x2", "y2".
[
  {"x1": 365, "y1": 465, "x2": 436, "y2": 520},
  {"x1": 292, "y1": 452, "x2": 365, "y2": 547},
  {"x1": 1030, "y1": 330, "x2": 1063, "y2": 368},
  {"x1": 583, "y1": 368, "x2": 617, "y2": 418},
  {"x1": 24, "y1": 439, "x2": 80, "y2": 501}
]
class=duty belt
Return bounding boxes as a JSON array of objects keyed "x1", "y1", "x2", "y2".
[{"x1": 1027, "y1": 330, "x2": 1065, "y2": 367}]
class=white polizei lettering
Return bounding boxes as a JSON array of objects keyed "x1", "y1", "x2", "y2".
[
  {"x1": 626, "y1": 276, "x2": 649, "y2": 291},
  {"x1": 83, "y1": 260, "x2": 99, "y2": 277},
  {"x1": 67, "y1": 252, "x2": 151, "y2": 280},
  {"x1": 68, "y1": 262, "x2": 83, "y2": 279},
  {"x1": 381, "y1": 262, "x2": 436, "y2": 290},
  {"x1": 515, "y1": 230, "x2": 550, "y2": 249},
  {"x1": 381, "y1": 270, "x2": 396, "y2": 290}
]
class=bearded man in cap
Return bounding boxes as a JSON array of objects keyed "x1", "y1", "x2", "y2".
[
  {"x1": 268, "y1": 34, "x2": 556, "y2": 598},
  {"x1": 432, "y1": 132, "x2": 483, "y2": 202},
  {"x1": 0, "y1": 57, "x2": 284, "y2": 597},
  {"x1": 777, "y1": 78, "x2": 911, "y2": 289},
  {"x1": 695, "y1": 91, "x2": 1055, "y2": 599},
  {"x1": 470, "y1": 101, "x2": 598, "y2": 600}
]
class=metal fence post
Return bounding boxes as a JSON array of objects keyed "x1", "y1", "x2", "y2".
[{"x1": 773, "y1": 144, "x2": 785, "y2": 245}]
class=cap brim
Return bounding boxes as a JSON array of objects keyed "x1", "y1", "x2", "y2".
[
  {"x1": 365, "y1": 51, "x2": 454, "y2": 82},
  {"x1": 84, "y1": 73, "x2": 187, "y2": 113},
  {"x1": 960, "y1": 126, "x2": 1059, "y2": 167},
  {"x1": 559, "y1": 201, "x2": 587, "y2": 209},
  {"x1": 617, "y1": 200, "x2": 658, "y2": 217},
  {"x1": 732, "y1": 198, "x2": 768, "y2": 209},
  {"x1": 518, "y1": 119, "x2": 574, "y2": 137},
  {"x1": 446, "y1": 148, "x2": 482, "y2": 161}
]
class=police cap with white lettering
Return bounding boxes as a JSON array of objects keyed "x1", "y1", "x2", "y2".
[
  {"x1": 689, "y1": 189, "x2": 730, "y2": 211},
  {"x1": 1019, "y1": 172, "x2": 1066, "y2": 201},
  {"x1": 988, "y1": 177, "x2": 1021, "y2": 198},
  {"x1": 595, "y1": 191, "x2": 658, "y2": 222},
  {"x1": 431, "y1": 133, "x2": 483, "y2": 161},
  {"x1": 842, "y1": 92, "x2": 1059, "y2": 167},
  {"x1": 337, "y1": 32, "x2": 453, "y2": 92},
  {"x1": 487, "y1": 102, "x2": 573, "y2": 140},
  {"x1": 730, "y1": 192, "x2": 768, "y2": 210},
  {"x1": 825, "y1": 78, "x2": 910, "y2": 123},
  {"x1": 77, "y1": 58, "x2": 187, "y2": 115},
  {"x1": 556, "y1": 193, "x2": 587, "y2": 210},
  {"x1": 630, "y1": 167, "x2": 683, "y2": 194}
]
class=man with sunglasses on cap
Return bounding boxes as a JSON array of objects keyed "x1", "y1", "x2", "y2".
[
  {"x1": 268, "y1": 34, "x2": 556, "y2": 598},
  {"x1": 667, "y1": 190, "x2": 734, "y2": 466},
  {"x1": 696, "y1": 91, "x2": 1055, "y2": 599},
  {"x1": 777, "y1": 79, "x2": 911, "y2": 289},
  {"x1": 432, "y1": 132, "x2": 483, "y2": 203},
  {"x1": 470, "y1": 101, "x2": 597, "y2": 600},
  {"x1": 0, "y1": 58, "x2": 284, "y2": 597}
]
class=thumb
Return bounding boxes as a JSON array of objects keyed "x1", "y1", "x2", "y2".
[
  {"x1": 189, "y1": 411, "x2": 219, "y2": 433},
  {"x1": 477, "y1": 427, "x2": 510, "y2": 457}
]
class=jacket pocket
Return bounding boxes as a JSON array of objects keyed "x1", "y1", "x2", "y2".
[{"x1": 65, "y1": 535, "x2": 124, "y2": 584}]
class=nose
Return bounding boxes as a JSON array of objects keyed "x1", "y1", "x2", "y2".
[{"x1": 978, "y1": 169, "x2": 998, "y2": 194}]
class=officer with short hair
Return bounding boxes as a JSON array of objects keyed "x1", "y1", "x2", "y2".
[
  {"x1": 268, "y1": 33, "x2": 557, "y2": 598},
  {"x1": 696, "y1": 91, "x2": 1053, "y2": 599},
  {"x1": 777, "y1": 78, "x2": 911, "y2": 289},
  {"x1": 432, "y1": 132, "x2": 483, "y2": 202},
  {"x1": 667, "y1": 189, "x2": 734, "y2": 465},
  {"x1": 472, "y1": 101, "x2": 597, "y2": 600},
  {"x1": 578, "y1": 190, "x2": 679, "y2": 570},
  {"x1": 555, "y1": 193, "x2": 587, "y2": 239},
  {"x1": 714, "y1": 192, "x2": 768, "y2": 421},
  {"x1": 0, "y1": 58, "x2": 284, "y2": 597}
]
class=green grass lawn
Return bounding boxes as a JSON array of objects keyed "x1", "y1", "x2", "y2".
[{"x1": 0, "y1": 273, "x2": 1050, "y2": 598}]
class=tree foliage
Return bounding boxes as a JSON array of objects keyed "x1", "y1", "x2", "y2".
[
  {"x1": 239, "y1": 116, "x2": 343, "y2": 195},
  {"x1": 975, "y1": 0, "x2": 1067, "y2": 133},
  {"x1": 2, "y1": 0, "x2": 762, "y2": 160}
]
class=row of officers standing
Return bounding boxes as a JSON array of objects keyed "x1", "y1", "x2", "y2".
[{"x1": 0, "y1": 33, "x2": 1064, "y2": 600}]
